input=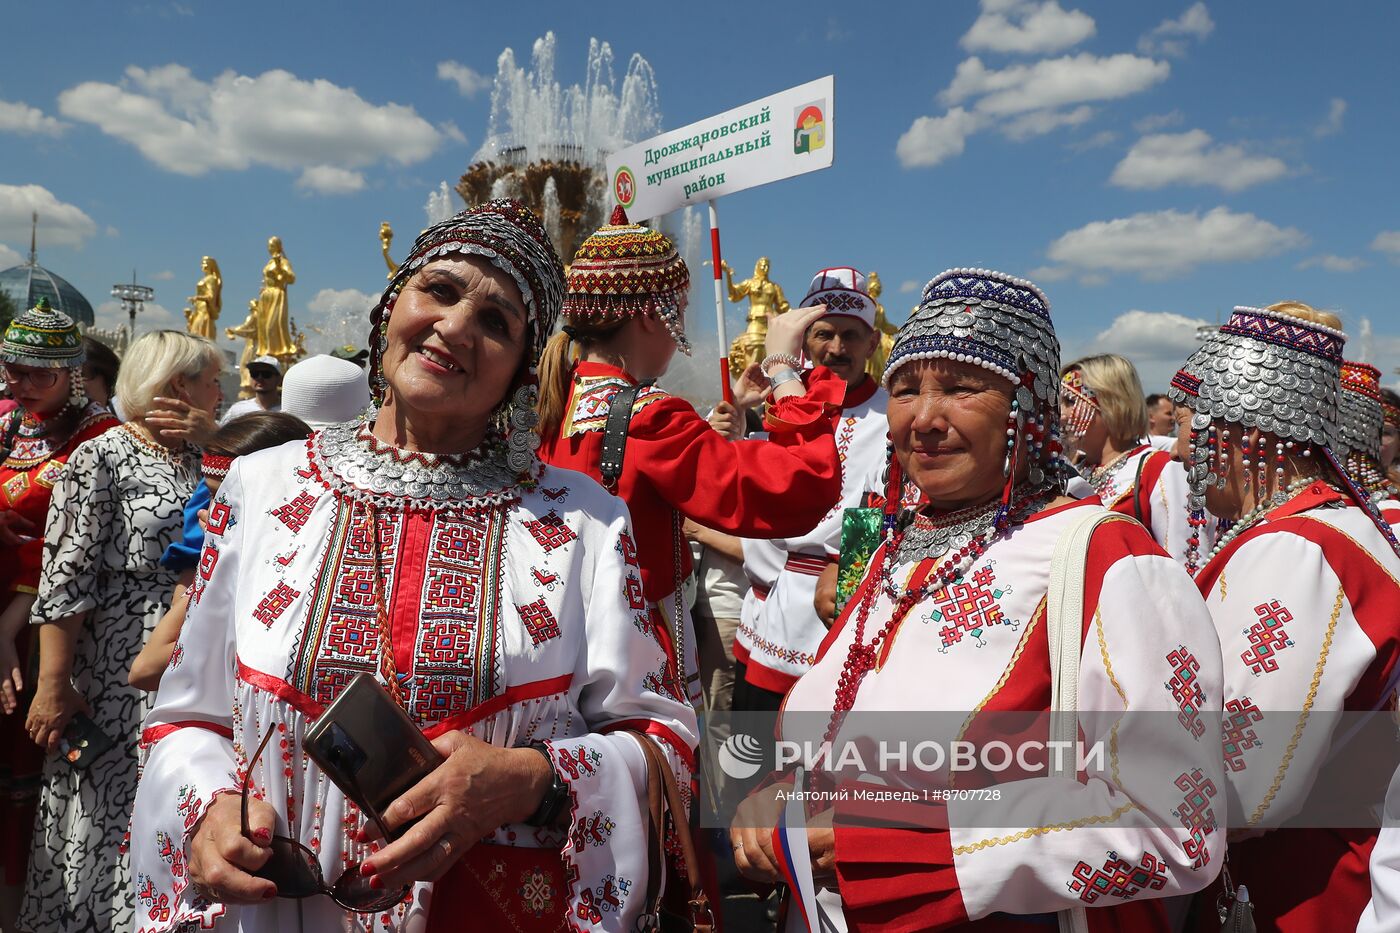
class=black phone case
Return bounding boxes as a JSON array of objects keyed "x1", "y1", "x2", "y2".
[
  {"x1": 60, "y1": 713, "x2": 117, "y2": 769},
  {"x1": 303, "y1": 673, "x2": 444, "y2": 825}
]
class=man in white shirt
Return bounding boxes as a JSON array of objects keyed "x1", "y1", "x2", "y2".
[{"x1": 221, "y1": 355, "x2": 282, "y2": 423}]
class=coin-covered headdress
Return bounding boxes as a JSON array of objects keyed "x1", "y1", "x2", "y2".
[{"x1": 1337, "y1": 360, "x2": 1392, "y2": 499}]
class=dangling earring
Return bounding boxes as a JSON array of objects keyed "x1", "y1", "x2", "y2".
[
  {"x1": 1217, "y1": 428, "x2": 1231, "y2": 489},
  {"x1": 503, "y1": 382, "x2": 542, "y2": 476},
  {"x1": 68, "y1": 366, "x2": 87, "y2": 410},
  {"x1": 1240, "y1": 432, "x2": 1253, "y2": 493}
]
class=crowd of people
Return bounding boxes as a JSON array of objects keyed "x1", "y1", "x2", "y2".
[{"x1": 0, "y1": 197, "x2": 1397, "y2": 933}]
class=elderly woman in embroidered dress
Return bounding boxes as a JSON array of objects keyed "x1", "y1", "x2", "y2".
[
  {"x1": 1167, "y1": 302, "x2": 1400, "y2": 933},
  {"x1": 730, "y1": 269, "x2": 1225, "y2": 932},
  {"x1": 129, "y1": 200, "x2": 697, "y2": 933},
  {"x1": 21, "y1": 329, "x2": 219, "y2": 933},
  {"x1": 1058, "y1": 353, "x2": 1210, "y2": 568}
]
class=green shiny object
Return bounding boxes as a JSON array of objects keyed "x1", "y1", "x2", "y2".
[{"x1": 836, "y1": 507, "x2": 883, "y2": 613}]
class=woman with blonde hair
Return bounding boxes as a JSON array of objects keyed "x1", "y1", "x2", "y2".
[
  {"x1": 1060, "y1": 353, "x2": 1207, "y2": 569},
  {"x1": 20, "y1": 329, "x2": 220, "y2": 933},
  {"x1": 1169, "y1": 301, "x2": 1400, "y2": 931}
]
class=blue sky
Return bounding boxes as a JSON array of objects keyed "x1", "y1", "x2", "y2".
[{"x1": 3, "y1": 0, "x2": 1399, "y2": 398}]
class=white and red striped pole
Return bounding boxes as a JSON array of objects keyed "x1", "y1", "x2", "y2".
[{"x1": 707, "y1": 199, "x2": 735, "y2": 404}]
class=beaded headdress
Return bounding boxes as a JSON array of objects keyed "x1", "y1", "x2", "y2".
[
  {"x1": 1337, "y1": 360, "x2": 1391, "y2": 497},
  {"x1": 1059, "y1": 368, "x2": 1099, "y2": 440},
  {"x1": 366, "y1": 199, "x2": 564, "y2": 475},
  {"x1": 799, "y1": 267, "x2": 876, "y2": 329},
  {"x1": 563, "y1": 206, "x2": 691, "y2": 355},
  {"x1": 2, "y1": 298, "x2": 85, "y2": 369}
]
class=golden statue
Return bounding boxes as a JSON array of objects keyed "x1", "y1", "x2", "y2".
[
  {"x1": 256, "y1": 236, "x2": 299, "y2": 361},
  {"x1": 722, "y1": 257, "x2": 790, "y2": 376},
  {"x1": 225, "y1": 300, "x2": 263, "y2": 398},
  {"x1": 379, "y1": 221, "x2": 398, "y2": 279},
  {"x1": 866, "y1": 271, "x2": 898, "y2": 378},
  {"x1": 183, "y1": 256, "x2": 222, "y2": 341}
]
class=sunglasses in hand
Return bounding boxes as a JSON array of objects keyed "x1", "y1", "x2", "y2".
[{"x1": 241, "y1": 727, "x2": 410, "y2": 913}]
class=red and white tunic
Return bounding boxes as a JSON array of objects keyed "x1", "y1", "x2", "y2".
[
  {"x1": 1084, "y1": 445, "x2": 1207, "y2": 567},
  {"x1": 738, "y1": 376, "x2": 888, "y2": 694},
  {"x1": 1193, "y1": 484, "x2": 1400, "y2": 933},
  {"x1": 539, "y1": 360, "x2": 843, "y2": 701},
  {"x1": 129, "y1": 422, "x2": 697, "y2": 932},
  {"x1": 782, "y1": 500, "x2": 1224, "y2": 931},
  {"x1": 735, "y1": 535, "x2": 786, "y2": 673}
]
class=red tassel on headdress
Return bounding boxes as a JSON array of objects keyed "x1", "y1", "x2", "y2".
[{"x1": 609, "y1": 205, "x2": 630, "y2": 226}]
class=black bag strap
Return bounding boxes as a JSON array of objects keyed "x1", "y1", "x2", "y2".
[
  {"x1": 1132, "y1": 451, "x2": 1150, "y2": 525},
  {"x1": 599, "y1": 380, "x2": 654, "y2": 491}
]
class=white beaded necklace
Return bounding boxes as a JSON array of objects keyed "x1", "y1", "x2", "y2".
[{"x1": 1201, "y1": 475, "x2": 1322, "y2": 567}]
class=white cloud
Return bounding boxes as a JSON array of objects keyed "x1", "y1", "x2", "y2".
[
  {"x1": 151, "y1": 269, "x2": 176, "y2": 281},
  {"x1": 1003, "y1": 104, "x2": 1094, "y2": 140},
  {"x1": 1134, "y1": 110, "x2": 1184, "y2": 133},
  {"x1": 1372, "y1": 231, "x2": 1400, "y2": 261},
  {"x1": 1046, "y1": 207, "x2": 1306, "y2": 279},
  {"x1": 895, "y1": 108, "x2": 986, "y2": 168},
  {"x1": 0, "y1": 184, "x2": 98, "y2": 249},
  {"x1": 1109, "y1": 129, "x2": 1288, "y2": 192},
  {"x1": 439, "y1": 121, "x2": 467, "y2": 144},
  {"x1": 1093, "y1": 309, "x2": 1212, "y2": 360},
  {"x1": 1297, "y1": 254, "x2": 1366, "y2": 273},
  {"x1": 1315, "y1": 98, "x2": 1346, "y2": 138},
  {"x1": 1026, "y1": 264, "x2": 1073, "y2": 282},
  {"x1": 93, "y1": 299, "x2": 182, "y2": 333},
  {"x1": 296, "y1": 165, "x2": 367, "y2": 195},
  {"x1": 942, "y1": 53, "x2": 1170, "y2": 116},
  {"x1": 58, "y1": 65, "x2": 443, "y2": 179},
  {"x1": 0, "y1": 243, "x2": 22, "y2": 268},
  {"x1": 961, "y1": 0, "x2": 1096, "y2": 55},
  {"x1": 0, "y1": 99, "x2": 67, "y2": 136},
  {"x1": 1066, "y1": 129, "x2": 1118, "y2": 152},
  {"x1": 1139, "y1": 3, "x2": 1214, "y2": 57},
  {"x1": 899, "y1": 279, "x2": 922, "y2": 294},
  {"x1": 436, "y1": 61, "x2": 491, "y2": 99}
]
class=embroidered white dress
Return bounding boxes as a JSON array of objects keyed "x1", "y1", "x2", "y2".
[
  {"x1": 128, "y1": 421, "x2": 697, "y2": 932},
  {"x1": 1080, "y1": 446, "x2": 1209, "y2": 567},
  {"x1": 738, "y1": 381, "x2": 888, "y2": 693},
  {"x1": 781, "y1": 500, "x2": 1224, "y2": 931}
]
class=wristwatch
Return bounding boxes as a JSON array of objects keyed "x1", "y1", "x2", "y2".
[{"x1": 525, "y1": 742, "x2": 569, "y2": 827}]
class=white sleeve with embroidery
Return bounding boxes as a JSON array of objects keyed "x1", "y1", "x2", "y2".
[
  {"x1": 1210, "y1": 532, "x2": 1373, "y2": 832},
  {"x1": 545, "y1": 495, "x2": 699, "y2": 932},
  {"x1": 1149, "y1": 459, "x2": 1203, "y2": 566},
  {"x1": 949, "y1": 539, "x2": 1227, "y2": 920},
  {"x1": 129, "y1": 461, "x2": 245, "y2": 931}
]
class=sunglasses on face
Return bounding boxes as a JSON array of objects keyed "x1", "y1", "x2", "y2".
[
  {"x1": 2, "y1": 366, "x2": 60, "y2": 389},
  {"x1": 241, "y1": 727, "x2": 409, "y2": 913},
  {"x1": 249, "y1": 369, "x2": 278, "y2": 381}
]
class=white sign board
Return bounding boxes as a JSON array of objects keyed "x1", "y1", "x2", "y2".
[{"x1": 605, "y1": 75, "x2": 834, "y2": 220}]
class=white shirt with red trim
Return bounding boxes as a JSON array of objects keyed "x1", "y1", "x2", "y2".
[
  {"x1": 741, "y1": 377, "x2": 888, "y2": 694},
  {"x1": 128, "y1": 431, "x2": 697, "y2": 932},
  {"x1": 1195, "y1": 489, "x2": 1400, "y2": 931},
  {"x1": 781, "y1": 499, "x2": 1224, "y2": 930},
  {"x1": 1093, "y1": 446, "x2": 1212, "y2": 567}
]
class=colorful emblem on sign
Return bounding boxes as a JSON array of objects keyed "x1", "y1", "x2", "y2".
[
  {"x1": 793, "y1": 101, "x2": 826, "y2": 154},
  {"x1": 613, "y1": 166, "x2": 636, "y2": 208}
]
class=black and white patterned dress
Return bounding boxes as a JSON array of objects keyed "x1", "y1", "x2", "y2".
[{"x1": 20, "y1": 424, "x2": 197, "y2": 933}]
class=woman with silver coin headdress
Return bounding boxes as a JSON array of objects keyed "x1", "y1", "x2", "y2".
[
  {"x1": 1168, "y1": 301, "x2": 1400, "y2": 933},
  {"x1": 130, "y1": 201, "x2": 697, "y2": 931},
  {"x1": 1335, "y1": 360, "x2": 1399, "y2": 514},
  {"x1": 731, "y1": 269, "x2": 1223, "y2": 931}
]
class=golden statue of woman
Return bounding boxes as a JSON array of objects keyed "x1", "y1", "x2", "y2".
[
  {"x1": 866, "y1": 271, "x2": 899, "y2": 378},
  {"x1": 184, "y1": 256, "x2": 222, "y2": 341},
  {"x1": 256, "y1": 236, "x2": 298, "y2": 360},
  {"x1": 722, "y1": 256, "x2": 790, "y2": 376},
  {"x1": 380, "y1": 221, "x2": 398, "y2": 279}
]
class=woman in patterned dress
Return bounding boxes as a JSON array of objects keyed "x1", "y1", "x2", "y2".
[
  {"x1": 1168, "y1": 303, "x2": 1400, "y2": 932},
  {"x1": 20, "y1": 330, "x2": 221, "y2": 933},
  {"x1": 732, "y1": 269, "x2": 1225, "y2": 932},
  {"x1": 129, "y1": 201, "x2": 697, "y2": 932},
  {"x1": 0, "y1": 302, "x2": 119, "y2": 931}
]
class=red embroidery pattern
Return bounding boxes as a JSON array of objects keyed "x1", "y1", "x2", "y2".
[
  {"x1": 541, "y1": 486, "x2": 569, "y2": 501},
  {"x1": 555, "y1": 745, "x2": 603, "y2": 781},
  {"x1": 1222, "y1": 697, "x2": 1263, "y2": 772},
  {"x1": 926, "y1": 564, "x2": 1012, "y2": 650},
  {"x1": 1165, "y1": 646, "x2": 1206, "y2": 740},
  {"x1": 524, "y1": 510, "x2": 577, "y2": 552},
  {"x1": 616, "y1": 531, "x2": 639, "y2": 567},
  {"x1": 736, "y1": 617, "x2": 818, "y2": 668},
  {"x1": 135, "y1": 873, "x2": 170, "y2": 922},
  {"x1": 253, "y1": 582, "x2": 300, "y2": 628},
  {"x1": 205, "y1": 501, "x2": 232, "y2": 535},
  {"x1": 570, "y1": 809, "x2": 617, "y2": 849},
  {"x1": 1241, "y1": 599, "x2": 1295, "y2": 675},
  {"x1": 532, "y1": 566, "x2": 561, "y2": 591},
  {"x1": 518, "y1": 598, "x2": 562, "y2": 646},
  {"x1": 176, "y1": 784, "x2": 203, "y2": 831},
  {"x1": 1172, "y1": 768, "x2": 1218, "y2": 870},
  {"x1": 270, "y1": 491, "x2": 318, "y2": 533},
  {"x1": 624, "y1": 573, "x2": 646, "y2": 610},
  {"x1": 1067, "y1": 850, "x2": 1168, "y2": 904}
]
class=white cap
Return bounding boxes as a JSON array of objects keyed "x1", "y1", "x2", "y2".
[
  {"x1": 799, "y1": 267, "x2": 877, "y2": 329},
  {"x1": 249, "y1": 355, "x2": 282, "y2": 374},
  {"x1": 281, "y1": 355, "x2": 370, "y2": 429}
]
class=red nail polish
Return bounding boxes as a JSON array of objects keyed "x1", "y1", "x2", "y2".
[
  {"x1": 368, "y1": 875, "x2": 384, "y2": 890},
  {"x1": 263, "y1": 889, "x2": 278, "y2": 900},
  {"x1": 360, "y1": 861, "x2": 374, "y2": 877},
  {"x1": 253, "y1": 828, "x2": 272, "y2": 844}
]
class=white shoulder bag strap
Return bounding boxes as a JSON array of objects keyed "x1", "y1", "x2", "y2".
[{"x1": 1048, "y1": 507, "x2": 1120, "y2": 933}]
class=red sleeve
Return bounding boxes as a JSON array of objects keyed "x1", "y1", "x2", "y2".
[
  {"x1": 624, "y1": 368, "x2": 842, "y2": 538},
  {"x1": 14, "y1": 534, "x2": 43, "y2": 594},
  {"x1": 831, "y1": 783, "x2": 967, "y2": 931}
]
